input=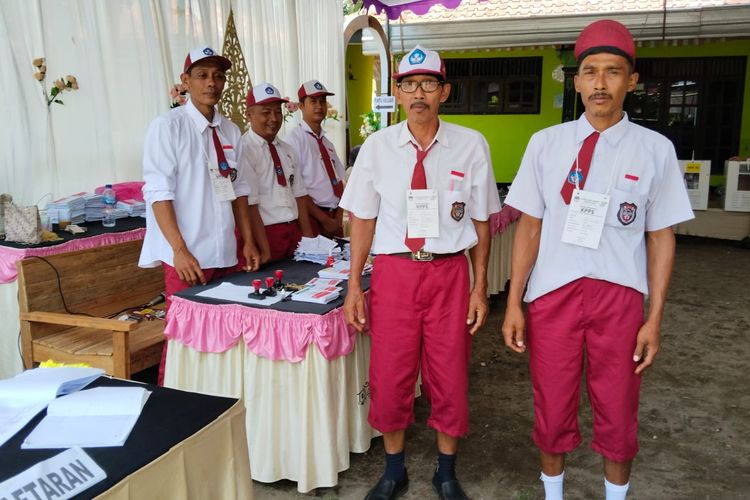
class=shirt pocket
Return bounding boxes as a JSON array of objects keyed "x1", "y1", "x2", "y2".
[{"x1": 606, "y1": 187, "x2": 645, "y2": 231}]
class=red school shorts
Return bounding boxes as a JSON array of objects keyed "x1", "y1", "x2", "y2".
[
  {"x1": 527, "y1": 277, "x2": 644, "y2": 462},
  {"x1": 367, "y1": 253, "x2": 471, "y2": 438}
]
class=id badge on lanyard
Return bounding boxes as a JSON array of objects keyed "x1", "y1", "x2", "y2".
[
  {"x1": 561, "y1": 189, "x2": 610, "y2": 249},
  {"x1": 406, "y1": 189, "x2": 439, "y2": 238},
  {"x1": 208, "y1": 162, "x2": 236, "y2": 201}
]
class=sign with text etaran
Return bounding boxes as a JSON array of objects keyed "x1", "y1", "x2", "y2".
[
  {"x1": 372, "y1": 95, "x2": 396, "y2": 113},
  {"x1": 0, "y1": 447, "x2": 106, "y2": 500}
]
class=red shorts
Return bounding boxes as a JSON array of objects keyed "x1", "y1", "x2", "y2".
[
  {"x1": 368, "y1": 254, "x2": 471, "y2": 437},
  {"x1": 265, "y1": 221, "x2": 302, "y2": 262},
  {"x1": 527, "y1": 278, "x2": 643, "y2": 462},
  {"x1": 159, "y1": 263, "x2": 237, "y2": 385}
]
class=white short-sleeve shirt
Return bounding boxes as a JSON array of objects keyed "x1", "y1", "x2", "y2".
[
  {"x1": 240, "y1": 130, "x2": 307, "y2": 225},
  {"x1": 139, "y1": 100, "x2": 250, "y2": 269},
  {"x1": 285, "y1": 121, "x2": 346, "y2": 209},
  {"x1": 505, "y1": 113, "x2": 694, "y2": 302},
  {"x1": 340, "y1": 120, "x2": 501, "y2": 254}
]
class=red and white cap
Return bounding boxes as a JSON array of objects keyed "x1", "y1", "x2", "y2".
[
  {"x1": 183, "y1": 46, "x2": 232, "y2": 73},
  {"x1": 245, "y1": 83, "x2": 289, "y2": 107},
  {"x1": 575, "y1": 19, "x2": 636, "y2": 66},
  {"x1": 298, "y1": 80, "x2": 335, "y2": 100},
  {"x1": 393, "y1": 45, "x2": 446, "y2": 81}
]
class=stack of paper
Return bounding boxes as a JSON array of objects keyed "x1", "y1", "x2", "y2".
[
  {"x1": 116, "y1": 199, "x2": 146, "y2": 218},
  {"x1": 291, "y1": 283, "x2": 342, "y2": 304},
  {"x1": 47, "y1": 192, "x2": 86, "y2": 225},
  {"x1": 21, "y1": 386, "x2": 150, "y2": 448},
  {"x1": 83, "y1": 192, "x2": 106, "y2": 221},
  {"x1": 318, "y1": 260, "x2": 372, "y2": 280},
  {"x1": 294, "y1": 235, "x2": 345, "y2": 265},
  {"x1": 0, "y1": 367, "x2": 103, "y2": 446}
]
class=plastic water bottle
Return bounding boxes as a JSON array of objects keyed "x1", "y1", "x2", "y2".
[{"x1": 102, "y1": 184, "x2": 116, "y2": 228}]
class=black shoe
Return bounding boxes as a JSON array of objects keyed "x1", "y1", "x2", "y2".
[
  {"x1": 364, "y1": 469, "x2": 409, "y2": 500},
  {"x1": 432, "y1": 473, "x2": 469, "y2": 500}
]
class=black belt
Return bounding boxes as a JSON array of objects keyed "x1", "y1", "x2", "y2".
[
  {"x1": 316, "y1": 205, "x2": 338, "y2": 213},
  {"x1": 386, "y1": 251, "x2": 463, "y2": 262}
]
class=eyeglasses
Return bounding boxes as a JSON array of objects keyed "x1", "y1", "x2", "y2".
[{"x1": 397, "y1": 80, "x2": 443, "y2": 93}]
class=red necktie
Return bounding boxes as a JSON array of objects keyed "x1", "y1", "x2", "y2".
[
  {"x1": 267, "y1": 142, "x2": 287, "y2": 187},
  {"x1": 561, "y1": 131, "x2": 600, "y2": 204},
  {"x1": 405, "y1": 142, "x2": 434, "y2": 253},
  {"x1": 210, "y1": 126, "x2": 230, "y2": 177},
  {"x1": 308, "y1": 132, "x2": 343, "y2": 198}
]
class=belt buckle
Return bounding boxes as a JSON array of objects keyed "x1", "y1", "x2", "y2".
[{"x1": 411, "y1": 250, "x2": 433, "y2": 262}]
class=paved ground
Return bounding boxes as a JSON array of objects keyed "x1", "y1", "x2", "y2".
[{"x1": 253, "y1": 235, "x2": 750, "y2": 499}]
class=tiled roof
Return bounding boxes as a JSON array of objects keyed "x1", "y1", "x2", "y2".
[{"x1": 394, "y1": 0, "x2": 750, "y2": 23}]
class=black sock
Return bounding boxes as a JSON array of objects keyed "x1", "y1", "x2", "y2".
[
  {"x1": 435, "y1": 452, "x2": 457, "y2": 483},
  {"x1": 383, "y1": 451, "x2": 406, "y2": 481}
]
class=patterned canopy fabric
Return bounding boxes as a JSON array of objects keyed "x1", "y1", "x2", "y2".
[{"x1": 362, "y1": 0, "x2": 464, "y2": 20}]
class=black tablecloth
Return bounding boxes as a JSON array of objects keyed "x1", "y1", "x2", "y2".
[
  {"x1": 174, "y1": 259, "x2": 371, "y2": 315},
  {"x1": 0, "y1": 217, "x2": 146, "y2": 249},
  {"x1": 0, "y1": 377, "x2": 237, "y2": 499}
]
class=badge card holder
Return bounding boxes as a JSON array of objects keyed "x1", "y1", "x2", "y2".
[
  {"x1": 406, "y1": 189, "x2": 440, "y2": 238},
  {"x1": 205, "y1": 144, "x2": 236, "y2": 202}
]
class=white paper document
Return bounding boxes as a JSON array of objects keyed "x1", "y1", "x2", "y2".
[
  {"x1": 0, "y1": 367, "x2": 104, "y2": 447},
  {"x1": 21, "y1": 386, "x2": 150, "y2": 449},
  {"x1": 406, "y1": 189, "x2": 440, "y2": 238},
  {"x1": 197, "y1": 282, "x2": 289, "y2": 305},
  {"x1": 0, "y1": 447, "x2": 106, "y2": 499}
]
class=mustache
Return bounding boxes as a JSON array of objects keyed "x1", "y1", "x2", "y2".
[
  {"x1": 589, "y1": 92, "x2": 612, "y2": 100},
  {"x1": 410, "y1": 102, "x2": 430, "y2": 110}
]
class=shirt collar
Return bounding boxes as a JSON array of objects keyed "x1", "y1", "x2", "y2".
[
  {"x1": 396, "y1": 118, "x2": 449, "y2": 150},
  {"x1": 248, "y1": 128, "x2": 280, "y2": 147},
  {"x1": 300, "y1": 120, "x2": 326, "y2": 140},
  {"x1": 577, "y1": 112, "x2": 630, "y2": 146},
  {"x1": 185, "y1": 99, "x2": 221, "y2": 133}
]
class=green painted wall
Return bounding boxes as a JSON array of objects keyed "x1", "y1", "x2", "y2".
[
  {"x1": 439, "y1": 48, "x2": 565, "y2": 182},
  {"x1": 345, "y1": 44, "x2": 374, "y2": 149}
]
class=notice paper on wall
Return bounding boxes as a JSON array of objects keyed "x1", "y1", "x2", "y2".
[{"x1": 21, "y1": 386, "x2": 150, "y2": 449}]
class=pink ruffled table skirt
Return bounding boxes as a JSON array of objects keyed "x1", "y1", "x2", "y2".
[
  {"x1": 0, "y1": 228, "x2": 146, "y2": 284},
  {"x1": 165, "y1": 295, "x2": 360, "y2": 363}
]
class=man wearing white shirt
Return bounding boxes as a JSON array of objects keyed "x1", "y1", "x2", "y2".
[
  {"x1": 501, "y1": 20, "x2": 694, "y2": 500},
  {"x1": 240, "y1": 83, "x2": 313, "y2": 262},
  {"x1": 139, "y1": 46, "x2": 261, "y2": 384},
  {"x1": 341, "y1": 45, "x2": 500, "y2": 500},
  {"x1": 285, "y1": 80, "x2": 346, "y2": 238}
]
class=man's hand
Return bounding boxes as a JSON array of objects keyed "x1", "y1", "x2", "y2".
[
  {"x1": 320, "y1": 215, "x2": 341, "y2": 234},
  {"x1": 259, "y1": 246, "x2": 271, "y2": 265},
  {"x1": 466, "y1": 288, "x2": 489, "y2": 335},
  {"x1": 501, "y1": 303, "x2": 527, "y2": 353},
  {"x1": 633, "y1": 319, "x2": 661, "y2": 375},
  {"x1": 242, "y1": 241, "x2": 261, "y2": 272},
  {"x1": 344, "y1": 285, "x2": 367, "y2": 332},
  {"x1": 173, "y1": 246, "x2": 206, "y2": 286}
]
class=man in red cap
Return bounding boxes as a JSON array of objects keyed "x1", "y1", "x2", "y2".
[
  {"x1": 240, "y1": 83, "x2": 313, "y2": 262},
  {"x1": 502, "y1": 20, "x2": 693, "y2": 500},
  {"x1": 342, "y1": 45, "x2": 500, "y2": 500},
  {"x1": 285, "y1": 80, "x2": 346, "y2": 238},
  {"x1": 140, "y1": 46, "x2": 261, "y2": 384}
]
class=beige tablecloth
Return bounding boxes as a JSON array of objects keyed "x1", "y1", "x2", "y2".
[
  {"x1": 96, "y1": 399, "x2": 253, "y2": 500},
  {"x1": 164, "y1": 332, "x2": 378, "y2": 493}
]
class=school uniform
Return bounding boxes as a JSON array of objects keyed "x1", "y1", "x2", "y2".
[
  {"x1": 240, "y1": 129, "x2": 307, "y2": 261},
  {"x1": 505, "y1": 112, "x2": 694, "y2": 460},
  {"x1": 340, "y1": 119, "x2": 501, "y2": 437}
]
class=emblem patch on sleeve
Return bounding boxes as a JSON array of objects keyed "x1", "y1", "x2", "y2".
[
  {"x1": 451, "y1": 201, "x2": 466, "y2": 222},
  {"x1": 617, "y1": 202, "x2": 637, "y2": 225}
]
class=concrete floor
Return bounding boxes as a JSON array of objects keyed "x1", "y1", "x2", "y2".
[{"x1": 252, "y1": 235, "x2": 750, "y2": 499}]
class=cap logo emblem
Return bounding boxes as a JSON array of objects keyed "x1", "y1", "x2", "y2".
[
  {"x1": 313, "y1": 82, "x2": 323, "y2": 90},
  {"x1": 409, "y1": 49, "x2": 426, "y2": 65},
  {"x1": 265, "y1": 86, "x2": 275, "y2": 95},
  {"x1": 203, "y1": 48, "x2": 214, "y2": 55}
]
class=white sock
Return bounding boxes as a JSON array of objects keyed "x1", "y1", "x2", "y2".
[
  {"x1": 604, "y1": 478, "x2": 629, "y2": 500},
  {"x1": 540, "y1": 471, "x2": 564, "y2": 500}
]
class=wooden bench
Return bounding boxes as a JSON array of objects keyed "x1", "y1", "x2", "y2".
[{"x1": 16, "y1": 239, "x2": 165, "y2": 378}]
